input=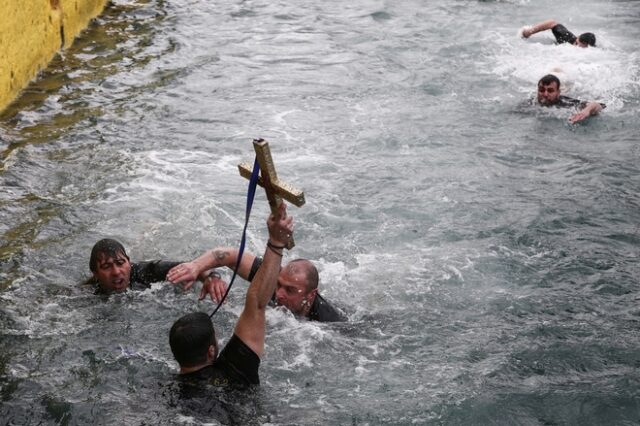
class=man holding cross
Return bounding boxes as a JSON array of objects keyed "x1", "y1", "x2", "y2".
[
  {"x1": 169, "y1": 203, "x2": 293, "y2": 385},
  {"x1": 168, "y1": 139, "x2": 345, "y2": 322}
]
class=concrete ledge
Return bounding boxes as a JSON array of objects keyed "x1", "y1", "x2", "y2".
[{"x1": 0, "y1": 0, "x2": 108, "y2": 113}]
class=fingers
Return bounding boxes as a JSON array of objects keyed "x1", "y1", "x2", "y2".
[
  {"x1": 214, "y1": 282, "x2": 225, "y2": 304},
  {"x1": 569, "y1": 112, "x2": 586, "y2": 124},
  {"x1": 200, "y1": 277, "x2": 228, "y2": 303},
  {"x1": 166, "y1": 265, "x2": 179, "y2": 283},
  {"x1": 278, "y1": 202, "x2": 287, "y2": 218},
  {"x1": 167, "y1": 264, "x2": 184, "y2": 282},
  {"x1": 167, "y1": 263, "x2": 197, "y2": 284},
  {"x1": 268, "y1": 202, "x2": 287, "y2": 221},
  {"x1": 266, "y1": 203, "x2": 294, "y2": 245},
  {"x1": 215, "y1": 279, "x2": 229, "y2": 304}
]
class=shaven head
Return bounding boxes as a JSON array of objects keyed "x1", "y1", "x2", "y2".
[
  {"x1": 169, "y1": 312, "x2": 218, "y2": 368},
  {"x1": 274, "y1": 259, "x2": 320, "y2": 316},
  {"x1": 287, "y1": 259, "x2": 319, "y2": 292}
]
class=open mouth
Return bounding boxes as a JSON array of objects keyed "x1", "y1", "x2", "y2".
[{"x1": 112, "y1": 279, "x2": 127, "y2": 291}]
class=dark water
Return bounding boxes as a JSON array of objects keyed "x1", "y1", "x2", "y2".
[{"x1": 1, "y1": 0, "x2": 640, "y2": 424}]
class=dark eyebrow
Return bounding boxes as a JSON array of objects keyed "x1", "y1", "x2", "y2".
[
  {"x1": 98, "y1": 255, "x2": 126, "y2": 266},
  {"x1": 99, "y1": 260, "x2": 114, "y2": 268}
]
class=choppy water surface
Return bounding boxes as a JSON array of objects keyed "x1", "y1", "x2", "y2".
[{"x1": 1, "y1": 0, "x2": 640, "y2": 424}]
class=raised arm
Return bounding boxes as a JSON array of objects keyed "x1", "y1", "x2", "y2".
[
  {"x1": 522, "y1": 19, "x2": 558, "y2": 38},
  {"x1": 166, "y1": 247, "x2": 258, "y2": 302},
  {"x1": 234, "y1": 203, "x2": 293, "y2": 358},
  {"x1": 569, "y1": 101, "x2": 603, "y2": 124}
]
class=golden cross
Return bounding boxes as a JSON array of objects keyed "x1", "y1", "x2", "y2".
[{"x1": 238, "y1": 139, "x2": 305, "y2": 249}]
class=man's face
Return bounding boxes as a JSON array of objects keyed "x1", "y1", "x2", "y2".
[
  {"x1": 275, "y1": 264, "x2": 316, "y2": 316},
  {"x1": 574, "y1": 40, "x2": 589, "y2": 48},
  {"x1": 94, "y1": 252, "x2": 131, "y2": 292},
  {"x1": 537, "y1": 82, "x2": 560, "y2": 105}
]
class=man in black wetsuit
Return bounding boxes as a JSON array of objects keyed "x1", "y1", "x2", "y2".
[
  {"x1": 167, "y1": 243, "x2": 347, "y2": 322},
  {"x1": 88, "y1": 238, "x2": 178, "y2": 293},
  {"x1": 522, "y1": 19, "x2": 596, "y2": 48},
  {"x1": 88, "y1": 238, "x2": 218, "y2": 300},
  {"x1": 169, "y1": 203, "x2": 293, "y2": 386},
  {"x1": 535, "y1": 74, "x2": 604, "y2": 124}
]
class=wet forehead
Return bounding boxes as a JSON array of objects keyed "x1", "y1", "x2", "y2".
[
  {"x1": 283, "y1": 262, "x2": 304, "y2": 275},
  {"x1": 279, "y1": 263, "x2": 308, "y2": 287},
  {"x1": 538, "y1": 82, "x2": 558, "y2": 91},
  {"x1": 96, "y1": 251, "x2": 128, "y2": 266}
]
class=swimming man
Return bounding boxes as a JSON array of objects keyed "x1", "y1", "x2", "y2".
[
  {"x1": 535, "y1": 74, "x2": 604, "y2": 124},
  {"x1": 167, "y1": 247, "x2": 347, "y2": 322},
  {"x1": 522, "y1": 19, "x2": 596, "y2": 47}
]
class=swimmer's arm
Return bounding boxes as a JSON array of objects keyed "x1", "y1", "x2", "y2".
[
  {"x1": 522, "y1": 19, "x2": 558, "y2": 38},
  {"x1": 166, "y1": 248, "x2": 257, "y2": 301},
  {"x1": 198, "y1": 248, "x2": 258, "y2": 302},
  {"x1": 569, "y1": 101, "x2": 603, "y2": 124}
]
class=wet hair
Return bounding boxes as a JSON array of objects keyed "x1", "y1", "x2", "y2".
[
  {"x1": 89, "y1": 239, "x2": 129, "y2": 273},
  {"x1": 538, "y1": 74, "x2": 560, "y2": 89},
  {"x1": 288, "y1": 259, "x2": 319, "y2": 292},
  {"x1": 169, "y1": 312, "x2": 217, "y2": 368},
  {"x1": 578, "y1": 32, "x2": 596, "y2": 47}
]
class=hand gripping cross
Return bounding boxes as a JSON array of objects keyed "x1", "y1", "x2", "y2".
[{"x1": 238, "y1": 139, "x2": 305, "y2": 249}]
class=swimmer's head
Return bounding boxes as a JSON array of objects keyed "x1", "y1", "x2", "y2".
[
  {"x1": 537, "y1": 74, "x2": 561, "y2": 106},
  {"x1": 89, "y1": 238, "x2": 132, "y2": 292},
  {"x1": 170, "y1": 312, "x2": 218, "y2": 371},
  {"x1": 577, "y1": 32, "x2": 596, "y2": 48},
  {"x1": 274, "y1": 259, "x2": 319, "y2": 316}
]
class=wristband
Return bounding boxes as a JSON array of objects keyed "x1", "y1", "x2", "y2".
[
  {"x1": 267, "y1": 240, "x2": 286, "y2": 250},
  {"x1": 267, "y1": 244, "x2": 283, "y2": 256},
  {"x1": 207, "y1": 271, "x2": 222, "y2": 280}
]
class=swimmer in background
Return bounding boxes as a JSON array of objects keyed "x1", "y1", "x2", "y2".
[
  {"x1": 535, "y1": 74, "x2": 605, "y2": 124},
  {"x1": 521, "y1": 19, "x2": 596, "y2": 48}
]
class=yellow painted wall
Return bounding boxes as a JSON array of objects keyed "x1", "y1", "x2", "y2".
[
  {"x1": 0, "y1": 0, "x2": 108, "y2": 113},
  {"x1": 60, "y1": 0, "x2": 108, "y2": 49}
]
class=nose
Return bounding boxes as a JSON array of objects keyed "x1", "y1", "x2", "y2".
[{"x1": 112, "y1": 264, "x2": 125, "y2": 276}]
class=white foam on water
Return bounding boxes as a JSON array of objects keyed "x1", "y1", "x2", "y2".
[
  {"x1": 0, "y1": 279, "x2": 96, "y2": 338},
  {"x1": 266, "y1": 309, "x2": 330, "y2": 370}
]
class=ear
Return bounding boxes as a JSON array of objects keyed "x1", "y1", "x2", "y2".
[
  {"x1": 307, "y1": 288, "x2": 318, "y2": 303},
  {"x1": 207, "y1": 344, "x2": 216, "y2": 361}
]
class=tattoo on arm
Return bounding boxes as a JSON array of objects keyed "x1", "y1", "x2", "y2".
[{"x1": 212, "y1": 250, "x2": 230, "y2": 266}]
